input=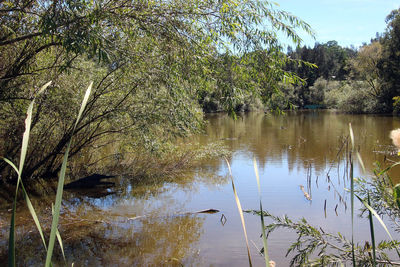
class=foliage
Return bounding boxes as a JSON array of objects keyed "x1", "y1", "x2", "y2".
[
  {"x1": 377, "y1": 8, "x2": 400, "y2": 113},
  {"x1": 323, "y1": 79, "x2": 380, "y2": 113},
  {"x1": 306, "y1": 77, "x2": 329, "y2": 105},
  {"x1": 287, "y1": 41, "x2": 356, "y2": 83},
  {"x1": 249, "y1": 210, "x2": 400, "y2": 267},
  {"x1": 0, "y1": 0, "x2": 313, "y2": 182},
  {"x1": 350, "y1": 41, "x2": 383, "y2": 98},
  {"x1": 248, "y1": 161, "x2": 400, "y2": 266},
  {"x1": 4, "y1": 82, "x2": 92, "y2": 266},
  {"x1": 356, "y1": 164, "x2": 400, "y2": 229},
  {"x1": 283, "y1": 41, "x2": 357, "y2": 107}
]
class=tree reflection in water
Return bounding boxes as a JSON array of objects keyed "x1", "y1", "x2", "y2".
[{"x1": 2, "y1": 111, "x2": 400, "y2": 266}]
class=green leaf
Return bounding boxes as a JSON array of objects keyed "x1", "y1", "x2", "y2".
[
  {"x1": 367, "y1": 193, "x2": 376, "y2": 267},
  {"x1": 349, "y1": 123, "x2": 356, "y2": 267},
  {"x1": 21, "y1": 183, "x2": 47, "y2": 250},
  {"x1": 356, "y1": 194, "x2": 400, "y2": 258},
  {"x1": 6, "y1": 81, "x2": 52, "y2": 266},
  {"x1": 225, "y1": 158, "x2": 253, "y2": 267},
  {"x1": 253, "y1": 157, "x2": 269, "y2": 267},
  {"x1": 45, "y1": 82, "x2": 92, "y2": 267},
  {"x1": 52, "y1": 204, "x2": 66, "y2": 261},
  {"x1": 3, "y1": 158, "x2": 19, "y2": 176}
]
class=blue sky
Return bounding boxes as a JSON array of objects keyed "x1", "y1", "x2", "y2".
[{"x1": 274, "y1": 0, "x2": 399, "y2": 48}]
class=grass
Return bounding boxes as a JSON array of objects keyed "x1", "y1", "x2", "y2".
[
  {"x1": 226, "y1": 157, "x2": 273, "y2": 267},
  {"x1": 4, "y1": 82, "x2": 92, "y2": 266},
  {"x1": 253, "y1": 157, "x2": 270, "y2": 267},
  {"x1": 242, "y1": 123, "x2": 400, "y2": 266},
  {"x1": 225, "y1": 158, "x2": 253, "y2": 266},
  {"x1": 349, "y1": 123, "x2": 356, "y2": 266}
]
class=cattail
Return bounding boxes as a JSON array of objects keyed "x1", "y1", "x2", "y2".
[{"x1": 390, "y1": 129, "x2": 400, "y2": 155}]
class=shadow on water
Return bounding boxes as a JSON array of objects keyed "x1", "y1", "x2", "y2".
[{"x1": 2, "y1": 110, "x2": 400, "y2": 266}]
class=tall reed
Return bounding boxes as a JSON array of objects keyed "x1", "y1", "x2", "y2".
[
  {"x1": 45, "y1": 82, "x2": 92, "y2": 267},
  {"x1": 5, "y1": 81, "x2": 52, "y2": 266},
  {"x1": 350, "y1": 123, "x2": 400, "y2": 263},
  {"x1": 225, "y1": 158, "x2": 253, "y2": 266},
  {"x1": 348, "y1": 123, "x2": 356, "y2": 266},
  {"x1": 253, "y1": 157, "x2": 270, "y2": 267},
  {"x1": 4, "y1": 82, "x2": 92, "y2": 267}
]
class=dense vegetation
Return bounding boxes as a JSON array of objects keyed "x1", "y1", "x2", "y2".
[
  {"x1": 278, "y1": 8, "x2": 400, "y2": 114},
  {"x1": 3, "y1": 2, "x2": 400, "y2": 266},
  {"x1": 1, "y1": 2, "x2": 399, "y2": 186},
  {"x1": 0, "y1": 0, "x2": 313, "y2": 183}
]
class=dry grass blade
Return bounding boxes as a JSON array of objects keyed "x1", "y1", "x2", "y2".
[
  {"x1": 4, "y1": 159, "x2": 48, "y2": 252},
  {"x1": 253, "y1": 157, "x2": 270, "y2": 267},
  {"x1": 356, "y1": 152, "x2": 366, "y2": 173},
  {"x1": 225, "y1": 158, "x2": 253, "y2": 267}
]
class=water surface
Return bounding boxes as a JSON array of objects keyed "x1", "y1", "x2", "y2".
[{"x1": 2, "y1": 110, "x2": 400, "y2": 266}]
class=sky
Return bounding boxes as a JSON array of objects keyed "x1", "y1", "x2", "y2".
[{"x1": 274, "y1": 0, "x2": 399, "y2": 48}]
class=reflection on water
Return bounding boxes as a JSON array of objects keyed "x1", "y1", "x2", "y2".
[{"x1": 2, "y1": 110, "x2": 400, "y2": 266}]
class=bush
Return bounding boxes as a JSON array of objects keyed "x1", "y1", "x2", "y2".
[{"x1": 324, "y1": 80, "x2": 380, "y2": 113}]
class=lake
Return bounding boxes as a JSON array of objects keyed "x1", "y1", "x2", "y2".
[{"x1": 2, "y1": 110, "x2": 400, "y2": 266}]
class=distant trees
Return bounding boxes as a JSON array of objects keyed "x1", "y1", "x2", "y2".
[
  {"x1": 287, "y1": 41, "x2": 356, "y2": 85},
  {"x1": 283, "y1": 41, "x2": 357, "y2": 106},
  {"x1": 378, "y1": 8, "x2": 400, "y2": 112},
  {"x1": 279, "y1": 8, "x2": 400, "y2": 114}
]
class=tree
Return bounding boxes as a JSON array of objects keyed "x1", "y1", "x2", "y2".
[
  {"x1": 378, "y1": 8, "x2": 400, "y2": 112},
  {"x1": 350, "y1": 41, "x2": 382, "y2": 97},
  {"x1": 0, "y1": 0, "x2": 313, "y2": 181},
  {"x1": 285, "y1": 41, "x2": 356, "y2": 106}
]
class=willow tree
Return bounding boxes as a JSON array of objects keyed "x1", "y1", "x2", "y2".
[{"x1": 0, "y1": 0, "x2": 313, "y2": 181}]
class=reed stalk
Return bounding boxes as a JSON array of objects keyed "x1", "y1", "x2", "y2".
[
  {"x1": 4, "y1": 82, "x2": 52, "y2": 267},
  {"x1": 349, "y1": 123, "x2": 356, "y2": 267},
  {"x1": 4, "y1": 81, "x2": 92, "y2": 266},
  {"x1": 225, "y1": 158, "x2": 253, "y2": 267},
  {"x1": 367, "y1": 193, "x2": 377, "y2": 267},
  {"x1": 253, "y1": 157, "x2": 270, "y2": 267},
  {"x1": 45, "y1": 82, "x2": 92, "y2": 267}
]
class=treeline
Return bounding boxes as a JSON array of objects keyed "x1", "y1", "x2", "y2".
[
  {"x1": 278, "y1": 8, "x2": 400, "y2": 113},
  {"x1": 0, "y1": 0, "x2": 312, "y2": 182}
]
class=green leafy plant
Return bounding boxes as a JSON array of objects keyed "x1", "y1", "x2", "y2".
[
  {"x1": 246, "y1": 123, "x2": 400, "y2": 266},
  {"x1": 4, "y1": 82, "x2": 92, "y2": 266},
  {"x1": 253, "y1": 157, "x2": 270, "y2": 267},
  {"x1": 225, "y1": 158, "x2": 253, "y2": 266},
  {"x1": 248, "y1": 210, "x2": 400, "y2": 266}
]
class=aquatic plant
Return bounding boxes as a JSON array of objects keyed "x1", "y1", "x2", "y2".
[
  {"x1": 247, "y1": 124, "x2": 400, "y2": 266},
  {"x1": 4, "y1": 82, "x2": 92, "y2": 266},
  {"x1": 226, "y1": 157, "x2": 277, "y2": 267},
  {"x1": 253, "y1": 157, "x2": 270, "y2": 267},
  {"x1": 225, "y1": 158, "x2": 253, "y2": 266},
  {"x1": 249, "y1": 209, "x2": 400, "y2": 266}
]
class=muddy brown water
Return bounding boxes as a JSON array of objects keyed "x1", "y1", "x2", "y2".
[{"x1": 2, "y1": 110, "x2": 400, "y2": 266}]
